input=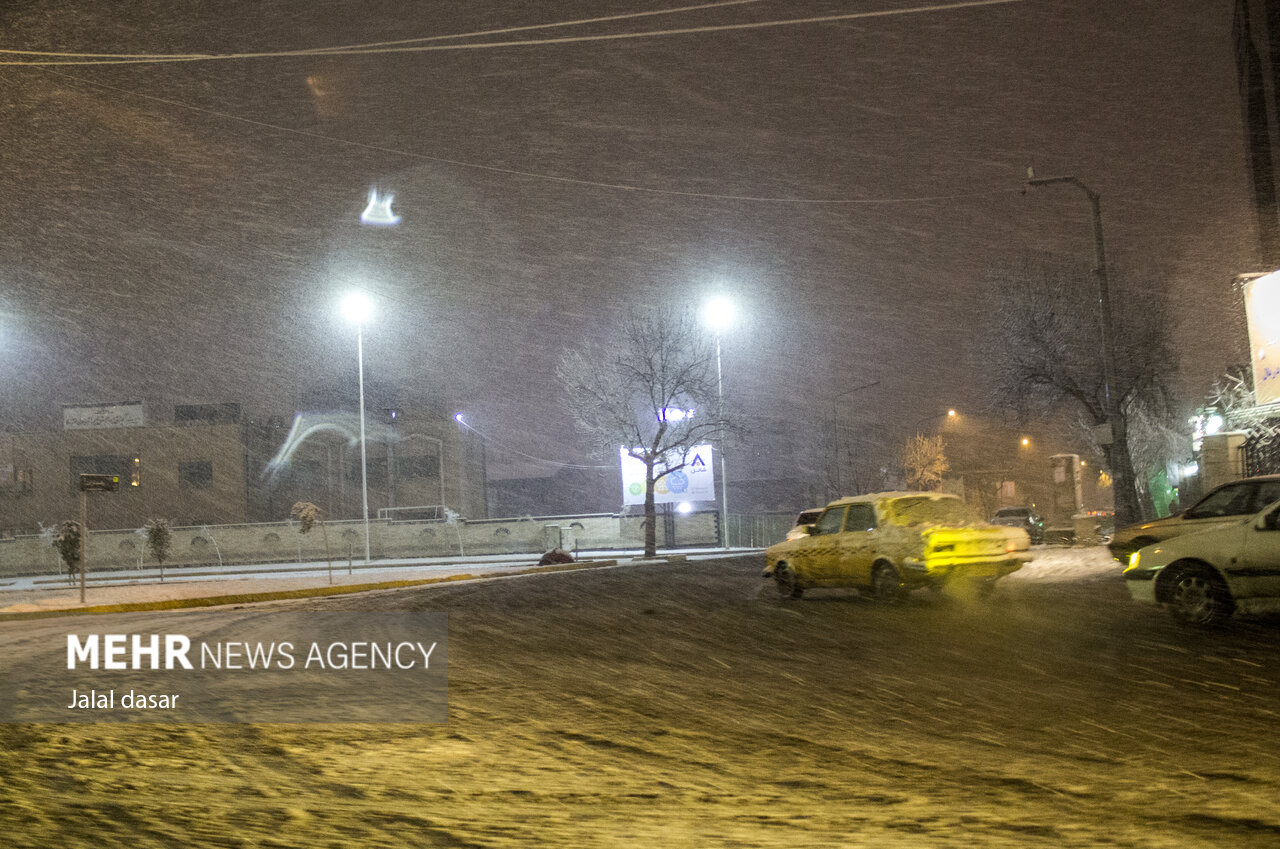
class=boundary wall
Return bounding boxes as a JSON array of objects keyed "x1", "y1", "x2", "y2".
[{"x1": 0, "y1": 512, "x2": 721, "y2": 578}]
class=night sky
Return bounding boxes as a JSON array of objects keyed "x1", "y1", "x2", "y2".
[{"x1": 0, "y1": 0, "x2": 1258, "y2": 481}]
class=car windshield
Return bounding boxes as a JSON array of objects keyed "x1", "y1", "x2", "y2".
[
  {"x1": 994, "y1": 508, "x2": 1029, "y2": 518},
  {"x1": 1182, "y1": 483, "x2": 1256, "y2": 519},
  {"x1": 888, "y1": 497, "x2": 978, "y2": 527}
]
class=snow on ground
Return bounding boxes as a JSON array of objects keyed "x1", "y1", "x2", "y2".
[
  {"x1": 1005, "y1": 544, "x2": 1120, "y2": 582},
  {"x1": 0, "y1": 545, "x2": 1117, "y2": 615},
  {"x1": 4, "y1": 552, "x2": 1273, "y2": 849}
]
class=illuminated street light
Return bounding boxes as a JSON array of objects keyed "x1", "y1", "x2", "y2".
[
  {"x1": 341, "y1": 292, "x2": 373, "y2": 563},
  {"x1": 453, "y1": 413, "x2": 489, "y2": 519},
  {"x1": 702, "y1": 297, "x2": 736, "y2": 333},
  {"x1": 911, "y1": 408, "x2": 959, "y2": 435},
  {"x1": 1021, "y1": 437, "x2": 1031, "y2": 447},
  {"x1": 702, "y1": 296, "x2": 734, "y2": 549}
]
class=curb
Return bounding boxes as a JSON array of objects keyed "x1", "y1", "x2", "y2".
[{"x1": 0, "y1": 558, "x2": 616, "y2": 622}]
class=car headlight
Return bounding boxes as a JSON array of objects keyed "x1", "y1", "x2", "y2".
[{"x1": 1128, "y1": 551, "x2": 1140, "y2": 569}]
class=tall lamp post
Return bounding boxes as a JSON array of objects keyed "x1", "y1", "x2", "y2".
[
  {"x1": 341, "y1": 292, "x2": 373, "y2": 563},
  {"x1": 702, "y1": 297, "x2": 735, "y2": 549},
  {"x1": 910, "y1": 407, "x2": 957, "y2": 436},
  {"x1": 1025, "y1": 169, "x2": 1136, "y2": 526},
  {"x1": 831, "y1": 380, "x2": 881, "y2": 496}
]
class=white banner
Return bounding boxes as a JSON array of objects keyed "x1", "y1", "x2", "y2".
[
  {"x1": 1244, "y1": 271, "x2": 1280, "y2": 406},
  {"x1": 63, "y1": 403, "x2": 145, "y2": 430},
  {"x1": 620, "y1": 445, "x2": 715, "y2": 506}
]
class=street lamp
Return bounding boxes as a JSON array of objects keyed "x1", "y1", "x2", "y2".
[
  {"x1": 1024, "y1": 167, "x2": 1135, "y2": 525},
  {"x1": 340, "y1": 292, "x2": 373, "y2": 563},
  {"x1": 911, "y1": 408, "x2": 958, "y2": 435},
  {"x1": 831, "y1": 380, "x2": 881, "y2": 495},
  {"x1": 702, "y1": 297, "x2": 735, "y2": 549}
]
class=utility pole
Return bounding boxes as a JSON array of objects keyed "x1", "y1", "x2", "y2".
[
  {"x1": 831, "y1": 380, "x2": 881, "y2": 496},
  {"x1": 1025, "y1": 169, "x2": 1139, "y2": 525},
  {"x1": 77, "y1": 473, "x2": 119, "y2": 604}
]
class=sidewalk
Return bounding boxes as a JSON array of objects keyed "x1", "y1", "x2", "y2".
[{"x1": 0, "y1": 548, "x2": 763, "y2": 616}]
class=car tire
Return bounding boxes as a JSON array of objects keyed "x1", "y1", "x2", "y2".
[
  {"x1": 871, "y1": 562, "x2": 906, "y2": 605},
  {"x1": 774, "y1": 563, "x2": 803, "y2": 599},
  {"x1": 1164, "y1": 564, "x2": 1235, "y2": 626}
]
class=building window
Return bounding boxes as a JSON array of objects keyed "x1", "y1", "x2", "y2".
[
  {"x1": 174, "y1": 403, "x2": 241, "y2": 426},
  {"x1": 178, "y1": 460, "x2": 214, "y2": 489},
  {"x1": 15, "y1": 468, "x2": 33, "y2": 493},
  {"x1": 131, "y1": 456, "x2": 141, "y2": 488},
  {"x1": 69, "y1": 455, "x2": 132, "y2": 492},
  {"x1": 400, "y1": 455, "x2": 440, "y2": 479}
]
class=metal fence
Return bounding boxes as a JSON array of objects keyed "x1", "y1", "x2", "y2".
[
  {"x1": 724, "y1": 514, "x2": 794, "y2": 549},
  {"x1": 1241, "y1": 427, "x2": 1280, "y2": 477}
]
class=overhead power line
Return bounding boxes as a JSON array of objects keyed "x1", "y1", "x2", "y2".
[
  {"x1": 46, "y1": 68, "x2": 1024, "y2": 205},
  {"x1": 0, "y1": 0, "x2": 765, "y2": 60},
  {"x1": 1, "y1": 0, "x2": 1026, "y2": 66}
]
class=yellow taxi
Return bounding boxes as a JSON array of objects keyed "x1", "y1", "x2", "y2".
[{"x1": 763, "y1": 492, "x2": 1032, "y2": 601}]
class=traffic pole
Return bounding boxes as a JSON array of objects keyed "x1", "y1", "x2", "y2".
[{"x1": 79, "y1": 490, "x2": 87, "y2": 605}]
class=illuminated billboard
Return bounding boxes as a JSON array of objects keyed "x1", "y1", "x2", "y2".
[
  {"x1": 1244, "y1": 271, "x2": 1280, "y2": 406},
  {"x1": 619, "y1": 445, "x2": 715, "y2": 506}
]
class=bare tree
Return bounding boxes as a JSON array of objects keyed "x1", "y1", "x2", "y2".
[
  {"x1": 144, "y1": 518, "x2": 172, "y2": 582},
  {"x1": 559, "y1": 305, "x2": 733, "y2": 557},
  {"x1": 901, "y1": 434, "x2": 949, "y2": 491},
  {"x1": 292, "y1": 501, "x2": 333, "y2": 582},
  {"x1": 51, "y1": 520, "x2": 82, "y2": 583},
  {"x1": 982, "y1": 258, "x2": 1179, "y2": 525}
]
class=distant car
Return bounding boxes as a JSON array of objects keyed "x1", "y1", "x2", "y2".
[
  {"x1": 1108, "y1": 475, "x2": 1280, "y2": 563},
  {"x1": 784, "y1": 508, "x2": 823, "y2": 541},
  {"x1": 1123, "y1": 497, "x2": 1280, "y2": 625},
  {"x1": 763, "y1": 491, "x2": 1032, "y2": 601},
  {"x1": 989, "y1": 506, "x2": 1045, "y2": 544}
]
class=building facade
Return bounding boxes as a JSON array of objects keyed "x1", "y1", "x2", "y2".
[{"x1": 0, "y1": 400, "x2": 486, "y2": 536}]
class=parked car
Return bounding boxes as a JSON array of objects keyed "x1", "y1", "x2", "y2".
[
  {"x1": 1122, "y1": 497, "x2": 1280, "y2": 625},
  {"x1": 763, "y1": 492, "x2": 1032, "y2": 600},
  {"x1": 989, "y1": 506, "x2": 1045, "y2": 544},
  {"x1": 784, "y1": 508, "x2": 824, "y2": 541},
  {"x1": 1108, "y1": 474, "x2": 1280, "y2": 563}
]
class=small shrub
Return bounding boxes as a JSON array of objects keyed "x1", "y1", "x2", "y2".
[{"x1": 52, "y1": 520, "x2": 82, "y2": 575}]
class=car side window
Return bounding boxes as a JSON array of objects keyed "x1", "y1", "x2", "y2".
[
  {"x1": 1183, "y1": 483, "x2": 1253, "y2": 519},
  {"x1": 1264, "y1": 504, "x2": 1280, "y2": 531},
  {"x1": 1251, "y1": 481, "x2": 1280, "y2": 512},
  {"x1": 811, "y1": 507, "x2": 847, "y2": 536},
  {"x1": 845, "y1": 504, "x2": 876, "y2": 532}
]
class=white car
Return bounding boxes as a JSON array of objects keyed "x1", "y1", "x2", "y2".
[
  {"x1": 1123, "y1": 497, "x2": 1280, "y2": 625},
  {"x1": 784, "y1": 508, "x2": 824, "y2": 541}
]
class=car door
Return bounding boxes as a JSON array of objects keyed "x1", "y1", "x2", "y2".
[
  {"x1": 836, "y1": 503, "x2": 878, "y2": 586},
  {"x1": 792, "y1": 505, "x2": 847, "y2": 584},
  {"x1": 1233, "y1": 499, "x2": 1280, "y2": 601}
]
